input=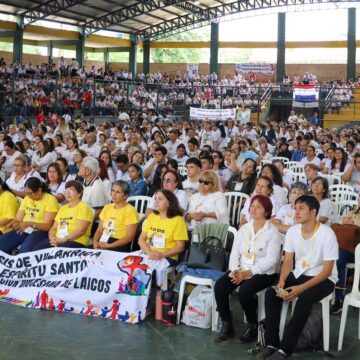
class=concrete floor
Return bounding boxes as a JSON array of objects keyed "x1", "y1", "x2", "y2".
[{"x1": 0, "y1": 297, "x2": 358, "y2": 360}]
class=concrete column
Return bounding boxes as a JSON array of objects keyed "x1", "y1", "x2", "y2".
[
  {"x1": 13, "y1": 16, "x2": 24, "y2": 64},
  {"x1": 129, "y1": 34, "x2": 138, "y2": 75},
  {"x1": 347, "y1": 8, "x2": 356, "y2": 81},
  {"x1": 143, "y1": 39, "x2": 150, "y2": 75},
  {"x1": 210, "y1": 21, "x2": 219, "y2": 74},
  {"x1": 276, "y1": 13, "x2": 286, "y2": 82}
]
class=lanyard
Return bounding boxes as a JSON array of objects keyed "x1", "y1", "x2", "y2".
[
  {"x1": 245, "y1": 221, "x2": 268, "y2": 254},
  {"x1": 299, "y1": 222, "x2": 320, "y2": 258}
]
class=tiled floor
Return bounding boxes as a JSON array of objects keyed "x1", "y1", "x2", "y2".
[{"x1": 0, "y1": 297, "x2": 357, "y2": 360}]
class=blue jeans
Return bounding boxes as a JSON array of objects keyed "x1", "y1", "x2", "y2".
[
  {"x1": 0, "y1": 230, "x2": 49, "y2": 254},
  {"x1": 335, "y1": 249, "x2": 355, "y2": 301}
]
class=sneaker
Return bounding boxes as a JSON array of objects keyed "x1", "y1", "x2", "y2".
[
  {"x1": 214, "y1": 320, "x2": 235, "y2": 343},
  {"x1": 267, "y1": 350, "x2": 288, "y2": 360},
  {"x1": 330, "y1": 301, "x2": 343, "y2": 315},
  {"x1": 255, "y1": 346, "x2": 277, "y2": 360},
  {"x1": 237, "y1": 323, "x2": 257, "y2": 343}
]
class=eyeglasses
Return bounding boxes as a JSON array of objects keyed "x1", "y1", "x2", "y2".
[
  {"x1": 212, "y1": 155, "x2": 219, "y2": 159},
  {"x1": 199, "y1": 179, "x2": 212, "y2": 185},
  {"x1": 162, "y1": 178, "x2": 176, "y2": 183}
]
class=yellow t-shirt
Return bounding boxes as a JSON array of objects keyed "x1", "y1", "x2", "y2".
[
  {"x1": 99, "y1": 203, "x2": 139, "y2": 240},
  {"x1": 20, "y1": 192, "x2": 59, "y2": 223},
  {"x1": 142, "y1": 214, "x2": 189, "y2": 259},
  {"x1": 0, "y1": 191, "x2": 19, "y2": 234},
  {"x1": 55, "y1": 201, "x2": 94, "y2": 246}
]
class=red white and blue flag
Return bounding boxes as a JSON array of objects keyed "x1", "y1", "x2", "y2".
[{"x1": 292, "y1": 84, "x2": 319, "y2": 108}]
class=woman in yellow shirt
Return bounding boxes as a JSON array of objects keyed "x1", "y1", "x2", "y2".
[
  {"x1": 33, "y1": 180, "x2": 94, "y2": 250},
  {"x1": 0, "y1": 179, "x2": 19, "y2": 235},
  {"x1": 93, "y1": 180, "x2": 139, "y2": 252},
  {"x1": 138, "y1": 189, "x2": 189, "y2": 266},
  {"x1": 0, "y1": 177, "x2": 59, "y2": 254}
]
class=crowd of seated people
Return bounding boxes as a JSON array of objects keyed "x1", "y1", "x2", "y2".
[{"x1": 1, "y1": 61, "x2": 360, "y2": 355}]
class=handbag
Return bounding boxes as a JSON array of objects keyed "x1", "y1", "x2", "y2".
[
  {"x1": 186, "y1": 236, "x2": 228, "y2": 271},
  {"x1": 331, "y1": 224, "x2": 360, "y2": 254}
]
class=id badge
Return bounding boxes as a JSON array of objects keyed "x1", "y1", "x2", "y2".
[
  {"x1": 99, "y1": 230, "x2": 111, "y2": 244},
  {"x1": 58, "y1": 222, "x2": 69, "y2": 239},
  {"x1": 234, "y1": 182, "x2": 243, "y2": 191},
  {"x1": 152, "y1": 234, "x2": 165, "y2": 249},
  {"x1": 241, "y1": 252, "x2": 254, "y2": 270},
  {"x1": 24, "y1": 227, "x2": 34, "y2": 234},
  {"x1": 293, "y1": 258, "x2": 309, "y2": 279}
]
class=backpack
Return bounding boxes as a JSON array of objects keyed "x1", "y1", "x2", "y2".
[
  {"x1": 248, "y1": 311, "x2": 322, "y2": 355},
  {"x1": 295, "y1": 311, "x2": 322, "y2": 351}
]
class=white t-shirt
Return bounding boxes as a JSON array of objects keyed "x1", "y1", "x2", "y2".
[
  {"x1": 48, "y1": 182, "x2": 66, "y2": 199},
  {"x1": 318, "y1": 198, "x2": 333, "y2": 225},
  {"x1": 165, "y1": 139, "x2": 182, "y2": 158},
  {"x1": 284, "y1": 223, "x2": 338, "y2": 283},
  {"x1": 80, "y1": 143, "x2": 101, "y2": 158},
  {"x1": 275, "y1": 203, "x2": 296, "y2": 226},
  {"x1": 182, "y1": 178, "x2": 199, "y2": 198},
  {"x1": 229, "y1": 221, "x2": 282, "y2": 275},
  {"x1": 6, "y1": 173, "x2": 27, "y2": 193},
  {"x1": 300, "y1": 156, "x2": 321, "y2": 167}
]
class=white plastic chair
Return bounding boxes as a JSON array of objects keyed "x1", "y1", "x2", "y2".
[
  {"x1": 288, "y1": 163, "x2": 305, "y2": 174},
  {"x1": 329, "y1": 185, "x2": 357, "y2": 203},
  {"x1": 126, "y1": 196, "x2": 152, "y2": 217},
  {"x1": 176, "y1": 226, "x2": 237, "y2": 332},
  {"x1": 224, "y1": 192, "x2": 250, "y2": 228},
  {"x1": 331, "y1": 200, "x2": 358, "y2": 224},
  {"x1": 332, "y1": 173, "x2": 344, "y2": 185},
  {"x1": 260, "y1": 159, "x2": 272, "y2": 167},
  {"x1": 272, "y1": 157, "x2": 290, "y2": 165},
  {"x1": 338, "y1": 243, "x2": 360, "y2": 351},
  {"x1": 286, "y1": 161, "x2": 303, "y2": 170},
  {"x1": 279, "y1": 292, "x2": 333, "y2": 351}
]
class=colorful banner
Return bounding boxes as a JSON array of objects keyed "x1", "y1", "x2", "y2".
[
  {"x1": 0, "y1": 249, "x2": 168, "y2": 323},
  {"x1": 292, "y1": 84, "x2": 319, "y2": 108},
  {"x1": 235, "y1": 63, "x2": 275, "y2": 75},
  {"x1": 190, "y1": 107, "x2": 236, "y2": 120}
]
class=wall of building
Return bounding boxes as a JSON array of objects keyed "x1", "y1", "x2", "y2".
[{"x1": 0, "y1": 50, "x2": 357, "y2": 81}]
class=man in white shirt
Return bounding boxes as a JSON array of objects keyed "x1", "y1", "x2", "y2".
[
  {"x1": 8, "y1": 125, "x2": 19, "y2": 143},
  {"x1": 165, "y1": 130, "x2": 182, "y2": 158},
  {"x1": 81, "y1": 131, "x2": 101, "y2": 158},
  {"x1": 258, "y1": 195, "x2": 338, "y2": 360},
  {"x1": 79, "y1": 157, "x2": 108, "y2": 221},
  {"x1": 182, "y1": 157, "x2": 201, "y2": 197},
  {"x1": 115, "y1": 154, "x2": 130, "y2": 182},
  {"x1": 300, "y1": 146, "x2": 321, "y2": 167}
]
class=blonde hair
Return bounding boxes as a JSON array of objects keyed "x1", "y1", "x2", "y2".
[{"x1": 201, "y1": 170, "x2": 220, "y2": 192}]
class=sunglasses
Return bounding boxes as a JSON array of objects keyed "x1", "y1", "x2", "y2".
[{"x1": 199, "y1": 179, "x2": 212, "y2": 185}]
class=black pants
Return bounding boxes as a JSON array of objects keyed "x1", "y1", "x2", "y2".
[
  {"x1": 215, "y1": 271, "x2": 278, "y2": 324},
  {"x1": 265, "y1": 272, "x2": 334, "y2": 355}
]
